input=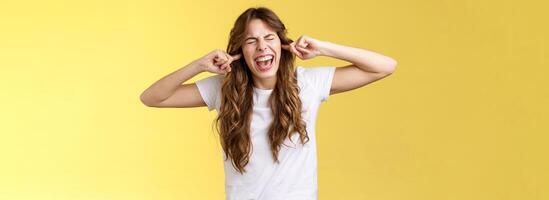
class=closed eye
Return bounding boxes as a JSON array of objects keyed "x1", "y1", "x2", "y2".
[{"x1": 244, "y1": 34, "x2": 276, "y2": 44}]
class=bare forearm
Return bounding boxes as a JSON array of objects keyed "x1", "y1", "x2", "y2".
[
  {"x1": 140, "y1": 62, "x2": 203, "y2": 104},
  {"x1": 319, "y1": 41, "x2": 397, "y2": 74}
]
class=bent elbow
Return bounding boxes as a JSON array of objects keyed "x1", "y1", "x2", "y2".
[
  {"x1": 385, "y1": 59, "x2": 398, "y2": 74},
  {"x1": 140, "y1": 96, "x2": 151, "y2": 107},
  {"x1": 140, "y1": 93, "x2": 156, "y2": 107}
]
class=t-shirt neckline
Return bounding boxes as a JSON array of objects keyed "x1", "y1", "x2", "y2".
[
  {"x1": 252, "y1": 66, "x2": 304, "y2": 94},
  {"x1": 253, "y1": 86, "x2": 273, "y2": 94}
]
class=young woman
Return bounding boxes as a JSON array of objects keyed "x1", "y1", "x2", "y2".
[{"x1": 140, "y1": 7, "x2": 397, "y2": 200}]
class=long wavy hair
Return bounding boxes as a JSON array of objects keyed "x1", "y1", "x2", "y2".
[{"x1": 214, "y1": 7, "x2": 309, "y2": 174}]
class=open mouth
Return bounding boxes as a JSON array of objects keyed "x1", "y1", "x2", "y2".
[{"x1": 254, "y1": 55, "x2": 274, "y2": 72}]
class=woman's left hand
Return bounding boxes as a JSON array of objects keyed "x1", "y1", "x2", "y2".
[{"x1": 282, "y1": 35, "x2": 326, "y2": 60}]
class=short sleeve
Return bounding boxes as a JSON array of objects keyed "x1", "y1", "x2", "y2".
[
  {"x1": 195, "y1": 74, "x2": 223, "y2": 111},
  {"x1": 301, "y1": 66, "x2": 336, "y2": 102}
]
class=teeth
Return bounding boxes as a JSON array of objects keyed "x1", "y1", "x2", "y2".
[{"x1": 256, "y1": 55, "x2": 273, "y2": 62}]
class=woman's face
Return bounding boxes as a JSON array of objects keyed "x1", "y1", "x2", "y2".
[{"x1": 241, "y1": 19, "x2": 281, "y2": 80}]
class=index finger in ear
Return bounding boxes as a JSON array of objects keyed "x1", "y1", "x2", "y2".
[
  {"x1": 224, "y1": 53, "x2": 231, "y2": 62},
  {"x1": 231, "y1": 54, "x2": 242, "y2": 60},
  {"x1": 290, "y1": 44, "x2": 304, "y2": 58},
  {"x1": 281, "y1": 44, "x2": 291, "y2": 50}
]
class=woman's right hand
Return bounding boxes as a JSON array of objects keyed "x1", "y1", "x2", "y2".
[{"x1": 192, "y1": 49, "x2": 242, "y2": 75}]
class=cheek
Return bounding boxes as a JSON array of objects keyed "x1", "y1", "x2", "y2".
[
  {"x1": 271, "y1": 41, "x2": 280, "y2": 48},
  {"x1": 272, "y1": 43, "x2": 282, "y2": 55},
  {"x1": 242, "y1": 48, "x2": 254, "y2": 66}
]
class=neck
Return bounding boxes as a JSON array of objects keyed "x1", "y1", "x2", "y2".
[{"x1": 253, "y1": 76, "x2": 277, "y2": 90}]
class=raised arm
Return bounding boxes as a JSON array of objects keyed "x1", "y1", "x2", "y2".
[
  {"x1": 139, "y1": 49, "x2": 240, "y2": 108},
  {"x1": 283, "y1": 35, "x2": 398, "y2": 95},
  {"x1": 320, "y1": 41, "x2": 397, "y2": 95}
]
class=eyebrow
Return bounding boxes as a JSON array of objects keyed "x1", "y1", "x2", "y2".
[{"x1": 244, "y1": 33, "x2": 276, "y2": 41}]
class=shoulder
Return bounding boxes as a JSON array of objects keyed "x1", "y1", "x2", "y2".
[
  {"x1": 195, "y1": 74, "x2": 224, "y2": 92},
  {"x1": 296, "y1": 66, "x2": 336, "y2": 78},
  {"x1": 296, "y1": 66, "x2": 336, "y2": 85},
  {"x1": 296, "y1": 66, "x2": 337, "y2": 102},
  {"x1": 196, "y1": 74, "x2": 224, "y2": 85},
  {"x1": 195, "y1": 74, "x2": 224, "y2": 111}
]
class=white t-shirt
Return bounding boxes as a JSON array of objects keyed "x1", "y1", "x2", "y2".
[{"x1": 195, "y1": 66, "x2": 336, "y2": 200}]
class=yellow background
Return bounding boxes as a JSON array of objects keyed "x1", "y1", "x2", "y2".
[{"x1": 1, "y1": 0, "x2": 547, "y2": 199}]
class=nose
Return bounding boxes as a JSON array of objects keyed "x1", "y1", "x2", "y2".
[{"x1": 256, "y1": 41, "x2": 268, "y2": 52}]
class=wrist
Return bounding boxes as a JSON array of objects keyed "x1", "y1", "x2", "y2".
[
  {"x1": 186, "y1": 60, "x2": 205, "y2": 74},
  {"x1": 318, "y1": 41, "x2": 335, "y2": 57}
]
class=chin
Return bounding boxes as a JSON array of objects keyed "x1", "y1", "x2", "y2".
[{"x1": 253, "y1": 67, "x2": 277, "y2": 79}]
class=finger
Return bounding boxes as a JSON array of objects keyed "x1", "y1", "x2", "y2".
[
  {"x1": 221, "y1": 56, "x2": 228, "y2": 63},
  {"x1": 220, "y1": 67, "x2": 229, "y2": 75},
  {"x1": 217, "y1": 55, "x2": 229, "y2": 66},
  {"x1": 223, "y1": 54, "x2": 232, "y2": 69},
  {"x1": 285, "y1": 43, "x2": 295, "y2": 54},
  {"x1": 291, "y1": 43, "x2": 304, "y2": 58},
  {"x1": 221, "y1": 61, "x2": 230, "y2": 70},
  {"x1": 296, "y1": 45, "x2": 312, "y2": 54},
  {"x1": 215, "y1": 60, "x2": 227, "y2": 67},
  {"x1": 214, "y1": 59, "x2": 222, "y2": 65},
  {"x1": 222, "y1": 62, "x2": 232, "y2": 73},
  {"x1": 220, "y1": 63, "x2": 229, "y2": 71},
  {"x1": 281, "y1": 44, "x2": 291, "y2": 50},
  {"x1": 214, "y1": 56, "x2": 226, "y2": 63},
  {"x1": 212, "y1": 63, "x2": 227, "y2": 74},
  {"x1": 215, "y1": 52, "x2": 227, "y2": 62},
  {"x1": 209, "y1": 64, "x2": 224, "y2": 74},
  {"x1": 286, "y1": 42, "x2": 298, "y2": 54},
  {"x1": 214, "y1": 57, "x2": 226, "y2": 66},
  {"x1": 216, "y1": 56, "x2": 229, "y2": 69},
  {"x1": 231, "y1": 54, "x2": 242, "y2": 60},
  {"x1": 296, "y1": 36, "x2": 307, "y2": 49},
  {"x1": 290, "y1": 44, "x2": 301, "y2": 58}
]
